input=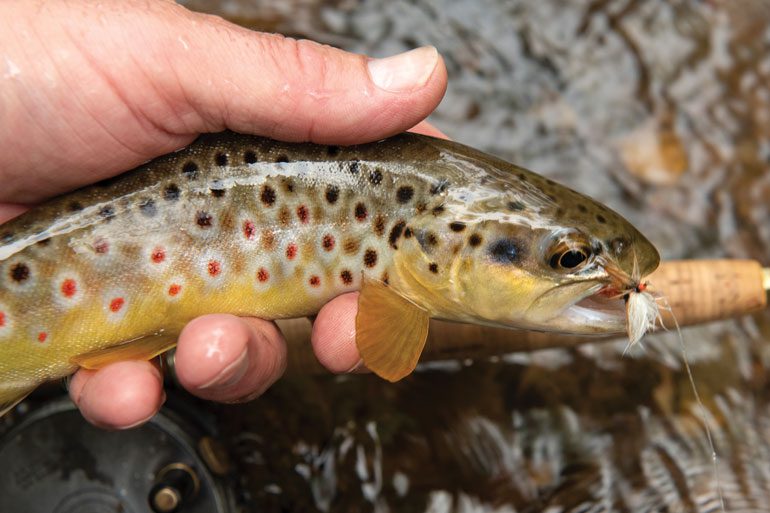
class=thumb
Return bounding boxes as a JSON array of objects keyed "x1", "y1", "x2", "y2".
[
  {"x1": 138, "y1": 5, "x2": 446, "y2": 143},
  {"x1": 2, "y1": 0, "x2": 447, "y2": 202},
  {"x1": 185, "y1": 33, "x2": 447, "y2": 144}
]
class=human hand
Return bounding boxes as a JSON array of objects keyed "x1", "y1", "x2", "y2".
[{"x1": 0, "y1": 0, "x2": 447, "y2": 428}]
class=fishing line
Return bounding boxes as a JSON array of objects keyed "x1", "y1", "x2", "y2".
[
  {"x1": 657, "y1": 294, "x2": 726, "y2": 512},
  {"x1": 626, "y1": 288, "x2": 726, "y2": 512}
]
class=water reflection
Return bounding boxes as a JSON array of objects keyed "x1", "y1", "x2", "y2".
[{"x1": 182, "y1": 0, "x2": 770, "y2": 510}]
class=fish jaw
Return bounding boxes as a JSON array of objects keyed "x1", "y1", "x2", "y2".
[
  {"x1": 521, "y1": 280, "x2": 627, "y2": 334},
  {"x1": 557, "y1": 286, "x2": 627, "y2": 334}
]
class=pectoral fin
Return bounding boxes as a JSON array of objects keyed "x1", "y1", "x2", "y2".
[
  {"x1": 71, "y1": 333, "x2": 177, "y2": 370},
  {"x1": 355, "y1": 279, "x2": 430, "y2": 382}
]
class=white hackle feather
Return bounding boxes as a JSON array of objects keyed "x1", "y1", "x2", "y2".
[{"x1": 625, "y1": 288, "x2": 661, "y2": 347}]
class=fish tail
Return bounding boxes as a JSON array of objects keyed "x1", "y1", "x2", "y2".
[{"x1": 0, "y1": 384, "x2": 36, "y2": 417}]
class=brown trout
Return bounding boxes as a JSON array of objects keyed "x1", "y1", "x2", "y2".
[{"x1": 0, "y1": 132, "x2": 659, "y2": 413}]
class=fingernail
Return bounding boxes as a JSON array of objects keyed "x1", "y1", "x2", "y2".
[
  {"x1": 200, "y1": 349, "x2": 250, "y2": 389},
  {"x1": 368, "y1": 46, "x2": 438, "y2": 93}
]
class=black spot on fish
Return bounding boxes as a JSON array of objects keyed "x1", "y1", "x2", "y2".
[
  {"x1": 369, "y1": 168, "x2": 383, "y2": 186},
  {"x1": 396, "y1": 186, "x2": 414, "y2": 204},
  {"x1": 275, "y1": 153, "x2": 289, "y2": 163},
  {"x1": 244, "y1": 150, "x2": 258, "y2": 164},
  {"x1": 349, "y1": 161, "x2": 360, "y2": 175},
  {"x1": 196, "y1": 211, "x2": 213, "y2": 228},
  {"x1": 469, "y1": 233, "x2": 482, "y2": 247},
  {"x1": 164, "y1": 184, "x2": 181, "y2": 201},
  {"x1": 260, "y1": 185, "x2": 277, "y2": 206},
  {"x1": 449, "y1": 222, "x2": 466, "y2": 232},
  {"x1": 431, "y1": 205, "x2": 445, "y2": 215},
  {"x1": 327, "y1": 146, "x2": 340, "y2": 157},
  {"x1": 596, "y1": 214, "x2": 607, "y2": 224},
  {"x1": 577, "y1": 204, "x2": 588, "y2": 213},
  {"x1": 138, "y1": 198, "x2": 157, "y2": 217},
  {"x1": 428, "y1": 263, "x2": 439, "y2": 274},
  {"x1": 363, "y1": 248, "x2": 378, "y2": 268},
  {"x1": 210, "y1": 187, "x2": 226, "y2": 198},
  {"x1": 68, "y1": 201, "x2": 84, "y2": 212},
  {"x1": 489, "y1": 239, "x2": 521, "y2": 264},
  {"x1": 340, "y1": 269, "x2": 353, "y2": 285},
  {"x1": 507, "y1": 201, "x2": 526, "y2": 211},
  {"x1": 182, "y1": 161, "x2": 199, "y2": 179},
  {"x1": 283, "y1": 179, "x2": 295, "y2": 193},
  {"x1": 404, "y1": 227, "x2": 413, "y2": 239},
  {"x1": 354, "y1": 203, "x2": 368, "y2": 221},
  {"x1": 215, "y1": 153, "x2": 228, "y2": 166},
  {"x1": 416, "y1": 230, "x2": 438, "y2": 252},
  {"x1": 430, "y1": 179, "x2": 449, "y2": 195},
  {"x1": 98, "y1": 205, "x2": 116, "y2": 220},
  {"x1": 388, "y1": 221, "x2": 406, "y2": 249},
  {"x1": 325, "y1": 186, "x2": 339, "y2": 204},
  {"x1": 517, "y1": 173, "x2": 527, "y2": 182},
  {"x1": 10, "y1": 262, "x2": 30, "y2": 282}
]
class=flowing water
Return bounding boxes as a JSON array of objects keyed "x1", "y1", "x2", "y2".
[{"x1": 179, "y1": 1, "x2": 770, "y2": 511}]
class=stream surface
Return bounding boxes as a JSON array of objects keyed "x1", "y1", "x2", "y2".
[{"x1": 181, "y1": 1, "x2": 770, "y2": 511}]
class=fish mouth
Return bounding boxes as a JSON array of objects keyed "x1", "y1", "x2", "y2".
[
  {"x1": 561, "y1": 284, "x2": 627, "y2": 333},
  {"x1": 526, "y1": 280, "x2": 626, "y2": 334}
]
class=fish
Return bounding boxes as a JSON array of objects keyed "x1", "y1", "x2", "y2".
[{"x1": 0, "y1": 131, "x2": 659, "y2": 413}]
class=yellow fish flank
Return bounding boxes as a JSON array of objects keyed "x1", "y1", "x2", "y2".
[{"x1": 0, "y1": 132, "x2": 659, "y2": 413}]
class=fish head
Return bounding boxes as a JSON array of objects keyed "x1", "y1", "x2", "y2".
[
  {"x1": 395, "y1": 170, "x2": 659, "y2": 336},
  {"x1": 457, "y1": 213, "x2": 658, "y2": 334}
]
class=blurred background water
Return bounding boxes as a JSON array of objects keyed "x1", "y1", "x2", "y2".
[{"x1": 177, "y1": 1, "x2": 770, "y2": 511}]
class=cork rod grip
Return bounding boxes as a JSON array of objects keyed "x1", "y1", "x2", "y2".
[{"x1": 647, "y1": 259, "x2": 767, "y2": 327}]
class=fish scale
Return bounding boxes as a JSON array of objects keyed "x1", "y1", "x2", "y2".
[{"x1": 0, "y1": 131, "x2": 659, "y2": 412}]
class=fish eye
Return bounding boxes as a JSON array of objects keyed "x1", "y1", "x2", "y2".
[
  {"x1": 552, "y1": 249, "x2": 589, "y2": 269},
  {"x1": 546, "y1": 235, "x2": 593, "y2": 272}
]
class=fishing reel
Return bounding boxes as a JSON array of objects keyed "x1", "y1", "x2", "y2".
[{"x1": 0, "y1": 389, "x2": 236, "y2": 513}]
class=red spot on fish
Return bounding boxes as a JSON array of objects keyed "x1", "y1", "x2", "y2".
[
  {"x1": 208, "y1": 260, "x2": 221, "y2": 277},
  {"x1": 257, "y1": 267, "x2": 270, "y2": 282},
  {"x1": 94, "y1": 239, "x2": 109, "y2": 254},
  {"x1": 110, "y1": 297, "x2": 125, "y2": 312},
  {"x1": 309, "y1": 275, "x2": 321, "y2": 287},
  {"x1": 322, "y1": 234, "x2": 335, "y2": 251},
  {"x1": 286, "y1": 243, "x2": 297, "y2": 260},
  {"x1": 37, "y1": 332, "x2": 48, "y2": 343},
  {"x1": 297, "y1": 205, "x2": 310, "y2": 224},
  {"x1": 151, "y1": 247, "x2": 166, "y2": 264},
  {"x1": 243, "y1": 220, "x2": 256, "y2": 240},
  {"x1": 61, "y1": 278, "x2": 77, "y2": 298},
  {"x1": 168, "y1": 284, "x2": 182, "y2": 296},
  {"x1": 0, "y1": 312, "x2": 5, "y2": 327}
]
